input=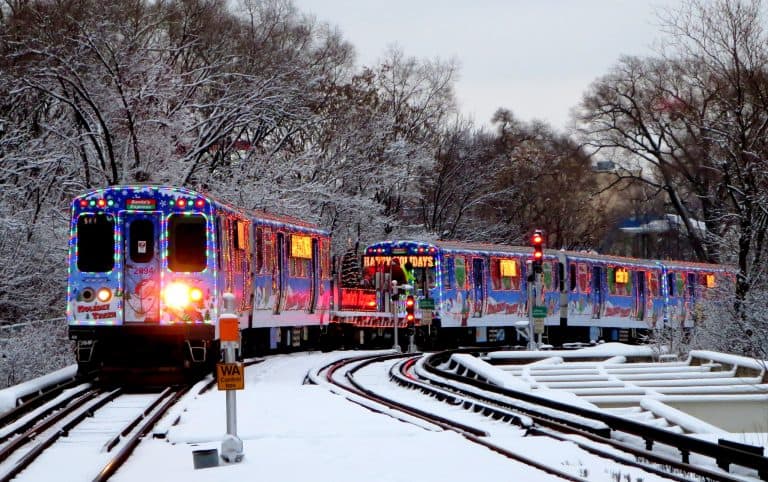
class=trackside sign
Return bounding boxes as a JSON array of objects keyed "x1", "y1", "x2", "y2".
[{"x1": 217, "y1": 362, "x2": 245, "y2": 390}]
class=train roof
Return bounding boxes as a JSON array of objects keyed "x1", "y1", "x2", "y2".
[
  {"x1": 74, "y1": 185, "x2": 327, "y2": 234},
  {"x1": 365, "y1": 239, "x2": 728, "y2": 272}
]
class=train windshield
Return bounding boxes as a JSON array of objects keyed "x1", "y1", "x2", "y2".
[
  {"x1": 168, "y1": 214, "x2": 206, "y2": 272},
  {"x1": 362, "y1": 254, "x2": 435, "y2": 294},
  {"x1": 77, "y1": 213, "x2": 115, "y2": 272}
]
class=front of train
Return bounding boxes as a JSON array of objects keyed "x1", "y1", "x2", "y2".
[
  {"x1": 333, "y1": 240, "x2": 441, "y2": 349},
  {"x1": 67, "y1": 186, "x2": 218, "y2": 381}
]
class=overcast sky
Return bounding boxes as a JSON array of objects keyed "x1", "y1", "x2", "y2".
[{"x1": 293, "y1": 0, "x2": 680, "y2": 132}]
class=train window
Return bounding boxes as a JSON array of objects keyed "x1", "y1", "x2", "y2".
[
  {"x1": 443, "y1": 256, "x2": 453, "y2": 290},
  {"x1": 255, "y1": 227, "x2": 264, "y2": 273},
  {"x1": 168, "y1": 214, "x2": 206, "y2": 272},
  {"x1": 666, "y1": 273, "x2": 676, "y2": 296},
  {"x1": 454, "y1": 256, "x2": 467, "y2": 289},
  {"x1": 129, "y1": 219, "x2": 154, "y2": 264},
  {"x1": 234, "y1": 220, "x2": 247, "y2": 251},
  {"x1": 608, "y1": 267, "x2": 631, "y2": 296},
  {"x1": 577, "y1": 263, "x2": 590, "y2": 294},
  {"x1": 263, "y1": 228, "x2": 274, "y2": 272},
  {"x1": 569, "y1": 263, "x2": 577, "y2": 292},
  {"x1": 543, "y1": 261, "x2": 554, "y2": 290},
  {"x1": 216, "y1": 218, "x2": 224, "y2": 269},
  {"x1": 650, "y1": 272, "x2": 661, "y2": 296},
  {"x1": 77, "y1": 213, "x2": 114, "y2": 272},
  {"x1": 491, "y1": 258, "x2": 519, "y2": 291},
  {"x1": 320, "y1": 238, "x2": 331, "y2": 279}
]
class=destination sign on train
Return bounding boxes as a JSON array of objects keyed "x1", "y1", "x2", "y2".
[
  {"x1": 126, "y1": 199, "x2": 157, "y2": 210},
  {"x1": 363, "y1": 255, "x2": 434, "y2": 268}
]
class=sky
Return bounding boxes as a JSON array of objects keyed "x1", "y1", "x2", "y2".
[
  {"x1": 292, "y1": 0, "x2": 681, "y2": 132},
  {"x1": 1, "y1": 345, "x2": 765, "y2": 481}
]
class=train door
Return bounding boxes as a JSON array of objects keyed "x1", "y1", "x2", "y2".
[
  {"x1": 275, "y1": 232, "x2": 286, "y2": 314},
  {"x1": 634, "y1": 270, "x2": 646, "y2": 320},
  {"x1": 472, "y1": 258, "x2": 485, "y2": 317},
  {"x1": 123, "y1": 211, "x2": 161, "y2": 323},
  {"x1": 309, "y1": 238, "x2": 319, "y2": 313},
  {"x1": 687, "y1": 272, "x2": 697, "y2": 303},
  {"x1": 591, "y1": 265, "x2": 603, "y2": 318}
]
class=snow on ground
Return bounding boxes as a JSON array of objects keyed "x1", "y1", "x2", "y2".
[
  {"x1": 2, "y1": 346, "x2": 766, "y2": 481},
  {"x1": 114, "y1": 351, "x2": 570, "y2": 482}
]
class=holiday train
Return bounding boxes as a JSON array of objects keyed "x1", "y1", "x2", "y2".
[{"x1": 67, "y1": 186, "x2": 727, "y2": 379}]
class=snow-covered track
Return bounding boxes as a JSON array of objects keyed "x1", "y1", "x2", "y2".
[
  {"x1": 419, "y1": 349, "x2": 768, "y2": 482},
  {"x1": 0, "y1": 377, "x2": 82, "y2": 430},
  {"x1": 0, "y1": 385, "x2": 191, "y2": 482},
  {"x1": 314, "y1": 353, "x2": 591, "y2": 482}
]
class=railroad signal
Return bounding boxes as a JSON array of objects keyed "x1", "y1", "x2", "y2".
[
  {"x1": 405, "y1": 295, "x2": 415, "y2": 325},
  {"x1": 531, "y1": 229, "x2": 544, "y2": 273}
]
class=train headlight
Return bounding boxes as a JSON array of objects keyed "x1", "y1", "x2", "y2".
[
  {"x1": 164, "y1": 282, "x2": 190, "y2": 309},
  {"x1": 190, "y1": 287, "x2": 203, "y2": 302},
  {"x1": 96, "y1": 288, "x2": 112, "y2": 303}
]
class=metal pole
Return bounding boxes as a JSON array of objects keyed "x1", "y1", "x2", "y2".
[
  {"x1": 391, "y1": 279, "x2": 400, "y2": 352},
  {"x1": 224, "y1": 342, "x2": 237, "y2": 435},
  {"x1": 536, "y1": 271, "x2": 543, "y2": 347},
  {"x1": 527, "y1": 275, "x2": 536, "y2": 350}
]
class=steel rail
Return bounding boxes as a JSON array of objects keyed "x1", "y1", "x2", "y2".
[
  {"x1": 324, "y1": 353, "x2": 589, "y2": 482},
  {"x1": 93, "y1": 385, "x2": 192, "y2": 482},
  {"x1": 424, "y1": 349, "x2": 767, "y2": 481}
]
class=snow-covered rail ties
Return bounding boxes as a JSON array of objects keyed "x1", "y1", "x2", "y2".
[
  {"x1": 417, "y1": 348, "x2": 768, "y2": 481},
  {"x1": 312, "y1": 352, "x2": 668, "y2": 482},
  {"x1": 0, "y1": 385, "x2": 191, "y2": 482}
]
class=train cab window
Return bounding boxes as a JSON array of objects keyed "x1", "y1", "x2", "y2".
[
  {"x1": 168, "y1": 214, "x2": 206, "y2": 272},
  {"x1": 77, "y1": 213, "x2": 114, "y2": 272},
  {"x1": 410, "y1": 265, "x2": 436, "y2": 294},
  {"x1": 129, "y1": 219, "x2": 154, "y2": 263}
]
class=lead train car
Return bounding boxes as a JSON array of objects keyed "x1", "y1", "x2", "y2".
[
  {"x1": 332, "y1": 240, "x2": 728, "y2": 348},
  {"x1": 67, "y1": 186, "x2": 331, "y2": 379}
]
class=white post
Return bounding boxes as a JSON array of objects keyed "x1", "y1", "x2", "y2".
[{"x1": 220, "y1": 293, "x2": 244, "y2": 463}]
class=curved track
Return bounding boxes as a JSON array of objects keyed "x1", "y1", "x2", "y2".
[
  {"x1": 412, "y1": 349, "x2": 766, "y2": 482},
  {"x1": 311, "y1": 352, "x2": 667, "y2": 482}
]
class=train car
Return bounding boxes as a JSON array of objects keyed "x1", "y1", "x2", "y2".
[
  {"x1": 330, "y1": 239, "x2": 729, "y2": 348},
  {"x1": 67, "y1": 185, "x2": 330, "y2": 381}
]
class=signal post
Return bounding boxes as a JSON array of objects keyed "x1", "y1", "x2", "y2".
[{"x1": 527, "y1": 230, "x2": 546, "y2": 350}]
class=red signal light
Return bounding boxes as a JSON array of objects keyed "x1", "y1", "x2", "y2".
[{"x1": 405, "y1": 295, "x2": 416, "y2": 325}]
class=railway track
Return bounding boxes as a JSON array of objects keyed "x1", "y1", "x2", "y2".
[
  {"x1": 408, "y1": 349, "x2": 768, "y2": 482},
  {"x1": 312, "y1": 352, "x2": 657, "y2": 482},
  {"x1": 0, "y1": 385, "x2": 191, "y2": 481},
  {"x1": 311, "y1": 351, "x2": 768, "y2": 482}
]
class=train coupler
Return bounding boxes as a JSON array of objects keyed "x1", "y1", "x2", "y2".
[
  {"x1": 75, "y1": 340, "x2": 97, "y2": 363},
  {"x1": 185, "y1": 340, "x2": 207, "y2": 363}
]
